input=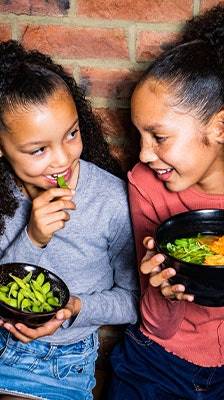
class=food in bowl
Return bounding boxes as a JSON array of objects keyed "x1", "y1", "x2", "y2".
[
  {"x1": 165, "y1": 235, "x2": 224, "y2": 265},
  {"x1": 154, "y1": 209, "x2": 224, "y2": 307},
  {"x1": 0, "y1": 271, "x2": 61, "y2": 312},
  {"x1": 0, "y1": 262, "x2": 70, "y2": 327}
]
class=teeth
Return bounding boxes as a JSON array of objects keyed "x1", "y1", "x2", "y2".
[
  {"x1": 156, "y1": 168, "x2": 172, "y2": 175},
  {"x1": 47, "y1": 171, "x2": 67, "y2": 179},
  {"x1": 54, "y1": 172, "x2": 67, "y2": 177}
]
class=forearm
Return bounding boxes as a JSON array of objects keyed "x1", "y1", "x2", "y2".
[{"x1": 69, "y1": 287, "x2": 138, "y2": 328}]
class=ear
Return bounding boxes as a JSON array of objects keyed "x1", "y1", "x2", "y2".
[{"x1": 208, "y1": 109, "x2": 224, "y2": 144}]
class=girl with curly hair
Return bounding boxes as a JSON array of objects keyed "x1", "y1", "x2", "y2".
[
  {"x1": 0, "y1": 40, "x2": 138, "y2": 400},
  {"x1": 108, "y1": 4, "x2": 224, "y2": 400}
]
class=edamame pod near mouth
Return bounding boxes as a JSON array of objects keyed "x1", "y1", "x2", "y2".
[{"x1": 56, "y1": 175, "x2": 69, "y2": 189}]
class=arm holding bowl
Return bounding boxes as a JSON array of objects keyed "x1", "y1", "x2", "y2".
[{"x1": 128, "y1": 178, "x2": 193, "y2": 339}]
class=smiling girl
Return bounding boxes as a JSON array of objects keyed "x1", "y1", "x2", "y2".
[
  {"x1": 0, "y1": 40, "x2": 138, "y2": 400},
  {"x1": 108, "y1": 5, "x2": 224, "y2": 400}
]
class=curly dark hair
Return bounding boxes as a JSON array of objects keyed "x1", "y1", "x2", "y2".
[
  {"x1": 0, "y1": 40, "x2": 123, "y2": 235},
  {"x1": 138, "y1": 4, "x2": 224, "y2": 124}
]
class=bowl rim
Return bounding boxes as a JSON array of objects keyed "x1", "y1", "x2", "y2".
[
  {"x1": 155, "y1": 208, "x2": 224, "y2": 269},
  {"x1": 0, "y1": 262, "x2": 70, "y2": 316}
]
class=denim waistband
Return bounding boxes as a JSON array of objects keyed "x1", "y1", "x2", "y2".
[{"x1": 0, "y1": 328, "x2": 98, "y2": 359}]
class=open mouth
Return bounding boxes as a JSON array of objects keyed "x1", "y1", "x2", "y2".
[{"x1": 45, "y1": 169, "x2": 70, "y2": 185}]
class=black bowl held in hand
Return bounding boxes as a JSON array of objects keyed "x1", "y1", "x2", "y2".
[
  {"x1": 0, "y1": 263, "x2": 70, "y2": 327},
  {"x1": 155, "y1": 209, "x2": 224, "y2": 307}
]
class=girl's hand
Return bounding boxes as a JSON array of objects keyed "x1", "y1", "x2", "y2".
[
  {"x1": 0, "y1": 296, "x2": 81, "y2": 343},
  {"x1": 27, "y1": 188, "x2": 76, "y2": 247},
  {"x1": 140, "y1": 237, "x2": 194, "y2": 302}
]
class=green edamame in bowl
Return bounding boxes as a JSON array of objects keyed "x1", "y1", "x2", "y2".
[{"x1": 0, "y1": 263, "x2": 70, "y2": 327}]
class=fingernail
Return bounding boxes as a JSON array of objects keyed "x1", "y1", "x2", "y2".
[
  {"x1": 168, "y1": 268, "x2": 176, "y2": 276},
  {"x1": 4, "y1": 323, "x2": 12, "y2": 331},
  {"x1": 57, "y1": 311, "x2": 64, "y2": 320},
  {"x1": 176, "y1": 285, "x2": 185, "y2": 292},
  {"x1": 156, "y1": 255, "x2": 164, "y2": 263}
]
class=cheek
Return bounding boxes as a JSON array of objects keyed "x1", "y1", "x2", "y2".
[
  {"x1": 16, "y1": 157, "x2": 48, "y2": 177},
  {"x1": 71, "y1": 140, "x2": 83, "y2": 156}
]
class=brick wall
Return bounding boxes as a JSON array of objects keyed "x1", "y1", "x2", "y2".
[
  {"x1": 0, "y1": 1, "x2": 222, "y2": 398},
  {"x1": 0, "y1": 0, "x2": 220, "y2": 170}
]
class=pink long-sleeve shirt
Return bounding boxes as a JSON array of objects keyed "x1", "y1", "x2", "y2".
[{"x1": 128, "y1": 162, "x2": 224, "y2": 367}]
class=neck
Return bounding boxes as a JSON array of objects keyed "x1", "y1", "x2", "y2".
[{"x1": 193, "y1": 175, "x2": 224, "y2": 195}]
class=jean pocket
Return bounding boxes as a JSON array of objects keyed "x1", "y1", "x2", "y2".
[
  {"x1": 55, "y1": 353, "x2": 89, "y2": 379},
  {"x1": 0, "y1": 335, "x2": 39, "y2": 371},
  {"x1": 55, "y1": 348, "x2": 98, "y2": 380},
  {"x1": 55, "y1": 336, "x2": 98, "y2": 380},
  {"x1": 0, "y1": 347, "x2": 39, "y2": 371}
]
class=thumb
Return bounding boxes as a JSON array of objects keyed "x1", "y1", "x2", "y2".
[{"x1": 55, "y1": 308, "x2": 72, "y2": 321}]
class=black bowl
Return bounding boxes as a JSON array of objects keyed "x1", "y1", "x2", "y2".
[
  {"x1": 155, "y1": 209, "x2": 224, "y2": 307},
  {"x1": 0, "y1": 262, "x2": 70, "y2": 327}
]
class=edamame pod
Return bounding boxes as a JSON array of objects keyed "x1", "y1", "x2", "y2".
[
  {"x1": 36, "y1": 273, "x2": 45, "y2": 287},
  {"x1": 57, "y1": 175, "x2": 69, "y2": 189}
]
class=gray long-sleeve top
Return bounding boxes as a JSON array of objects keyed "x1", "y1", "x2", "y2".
[{"x1": 0, "y1": 160, "x2": 138, "y2": 344}]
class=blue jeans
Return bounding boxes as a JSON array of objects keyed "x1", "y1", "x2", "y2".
[
  {"x1": 0, "y1": 328, "x2": 98, "y2": 400},
  {"x1": 107, "y1": 324, "x2": 224, "y2": 400}
]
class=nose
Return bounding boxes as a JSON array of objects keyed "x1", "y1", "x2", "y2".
[
  {"x1": 139, "y1": 137, "x2": 158, "y2": 164},
  {"x1": 51, "y1": 146, "x2": 69, "y2": 169}
]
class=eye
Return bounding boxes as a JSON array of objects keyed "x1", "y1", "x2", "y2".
[
  {"x1": 67, "y1": 128, "x2": 79, "y2": 140},
  {"x1": 30, "y1": 147, "x2": 46, "y2": 156},
  {"x1": 155, "y1": 135, "x2": 167, "y2": 143}
]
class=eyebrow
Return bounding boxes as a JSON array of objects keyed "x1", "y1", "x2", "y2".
[
  {"x1": 142, "y1": 124, "x2": 163, "y2": 133},
  {"x1": 19, "y1": 118, "x2": 79, "y2": 148}
]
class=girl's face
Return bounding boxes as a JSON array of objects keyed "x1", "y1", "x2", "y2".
[
  {"x1": 131, "y1": 79, "x2": 224, "y2": 194},
  {"x1": 0, "y1": 87, "x2": 83, "y2": 191}
]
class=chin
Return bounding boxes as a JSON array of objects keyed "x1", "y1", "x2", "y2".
[{"x1": 165, "y1": 181, "x2": 189, "y2": 193}]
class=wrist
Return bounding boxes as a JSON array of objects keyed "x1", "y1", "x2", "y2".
[
  {"x1": 74, "y1": 297, "x2": 81, "y2": 315},
  {"x1": 26, "y1": 228, "x2": 48, "y2": 248},
  {"x1": 70, "y1": 296, "x2": 81, "y2": 315}
]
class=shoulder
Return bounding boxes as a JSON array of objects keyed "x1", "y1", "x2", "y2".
[
  {"x1": 81, "y1": 160, "x2": 128, "y2": 204},
  {"x1": 84, "y1": 162, "x2": 132, "y2": 230}
]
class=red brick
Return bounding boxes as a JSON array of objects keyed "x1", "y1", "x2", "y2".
[
  {"x1": 0, "y1": 24, "x2": 11, "y2": 41},
  {"x1": 137, "y1": 31, "x2": 178, "y2": 62},
  {"x1": 77, "y1": 0, "x2": 193, "y2": 22},
  {"x1": 200, "y1": 0, "x2": 223, "y2": 11},
  {"x1": 80, "y1": 68, "x2": 142, "y2": 99},
  {"x1": 0, "y1": 0, "x2": 70, "y2": 16},
  {"x1": 21, "y1": 26, "x2": 129, "y2": 59}
]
